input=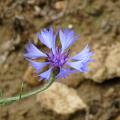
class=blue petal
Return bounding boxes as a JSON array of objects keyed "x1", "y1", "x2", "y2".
[
  {"x1": 37, "y1": 27, "x2": 56, "y2": 53},
  {"x1": 59, "y1": 29, "x2": 79, "y2": 53},
  {"x1": 67, "y1": 61, "x2": 90, "y2": 72},
  {"x1": 27, "y1": 59, "x2": 49, "y2": 73},
  {"x1": 56, "y1": 68, "x2": 77, "y2": 79},
  {"x1": 71, "y1": 45, "x2": 93, "y2": 61},
  {"x1": 24, "y1": 42, "x2": 47, "y2": 59},
  {"x1": 39, "y1": 68, "x2": 52, "y2": 80},
  {"x1": 80, "y1": 62, "x2": 89, "y2": 72}
]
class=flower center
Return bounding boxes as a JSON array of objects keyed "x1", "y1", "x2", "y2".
[{"x1": 47, "y1": 47, "x2": 69, "y2": 67}]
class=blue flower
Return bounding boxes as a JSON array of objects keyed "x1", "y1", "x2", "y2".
[{"x1": 24, "y1": 27, "x2": 93, "y2": 80}]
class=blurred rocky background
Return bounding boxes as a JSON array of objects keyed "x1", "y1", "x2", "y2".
[{"x1": 0, "y1": 0, "x2": 120, "y2": 120}]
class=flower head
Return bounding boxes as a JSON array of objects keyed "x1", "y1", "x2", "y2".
[{"x1": 24, "y1": 27, "x2": 93, "y2": 80}]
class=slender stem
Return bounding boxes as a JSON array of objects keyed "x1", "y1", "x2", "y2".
[{"x1": 0, "y1": 74, "x2": 56, "y2": 105}]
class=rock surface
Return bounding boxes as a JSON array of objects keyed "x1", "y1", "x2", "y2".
[
  {"x1": 36, "y1": 82, "x2": 87, "y2": 114},
  {"x1": 84, "y1": 41, "x2": 120, "y2": 83}
]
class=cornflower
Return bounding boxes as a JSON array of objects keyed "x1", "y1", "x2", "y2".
[{"x1": 24, "y1": 27, "x2": 93, "y2": 80}]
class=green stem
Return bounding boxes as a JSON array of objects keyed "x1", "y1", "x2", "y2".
[{"x1": 0, "y1": 74, "x2": 56, "y2": 105}]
